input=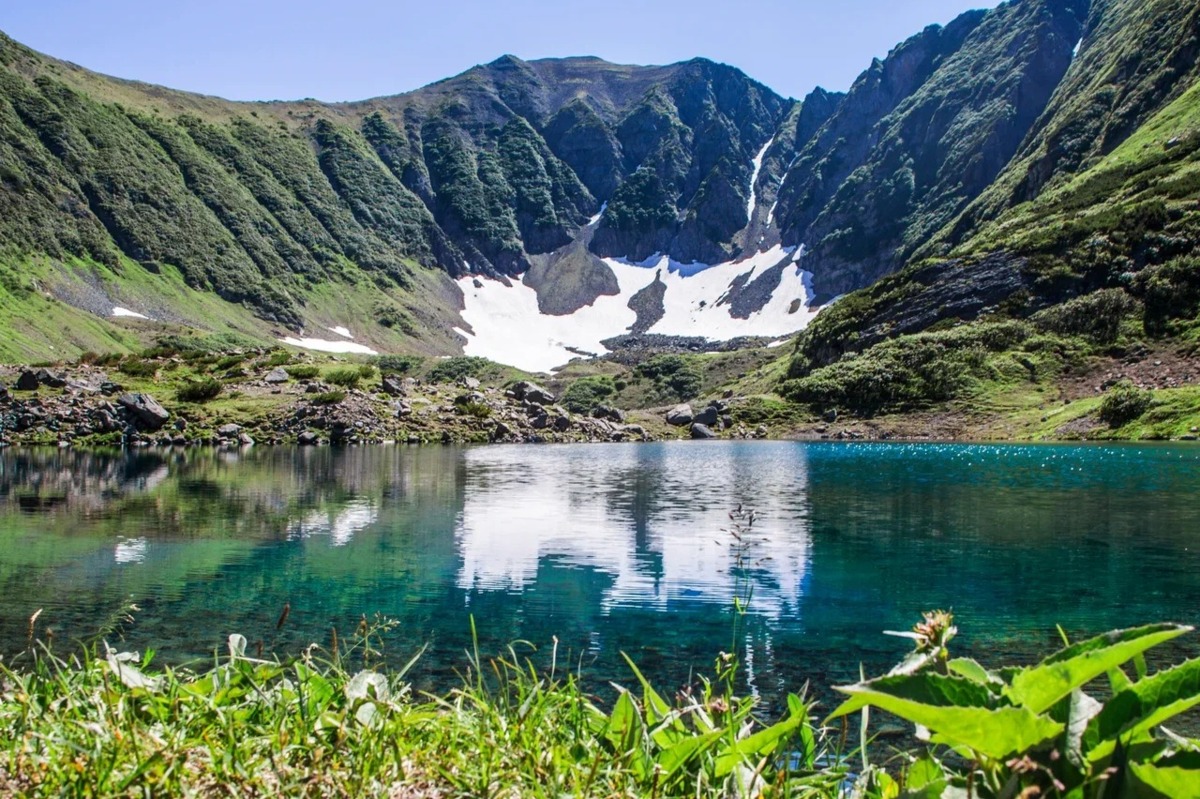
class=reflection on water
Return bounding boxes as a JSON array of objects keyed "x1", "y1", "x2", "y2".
[
  {"x1": 456, "y1": 445, "x2": 811, "y2": 618},
  {"x1": 1, "y1": 442, "x2": 1199, "y2": 704}
]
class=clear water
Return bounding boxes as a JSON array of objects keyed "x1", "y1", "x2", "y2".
[{"x1": 2, "y1": 441, "x2": 1198, "y2": 707}]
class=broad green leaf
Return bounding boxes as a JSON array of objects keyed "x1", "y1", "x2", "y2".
[
  {"x1": 1109, "y1": 666, "x2": 1134, "y2": 695},
  {"x1": 947, "y1": 658, "x2": 1000, "y2": 686},
  {"x1": 830, "y1": 673, "x2": 998, "y2": 719},
  {"x1": 1127, "y1": 753, "x2": 1200, "y2": 799},
  {"x1": 1006, "y1": 624, "x2": 1190, "y2": 714},
  {"x1": 830, "y1": 674, "x2": 1060, "y2": 760},
  {"x1": 714, "y1": 713, "x2": 804, "y2": 777},
  {"x1": 605, "y1": 689, "x2": 643, "y2": 752},
  {"x1": 620, "y1": 652, "x2": 676, "y2": 728},
  {"x1": 1085, "y1": 657, "x2": 1200, "y2": 764},
  {"x1": 900, "y1": 754, "x2": 948, "y2": 798},
  {"x1": 656, "y1": 730, "x2": 723, "y2": 777}
]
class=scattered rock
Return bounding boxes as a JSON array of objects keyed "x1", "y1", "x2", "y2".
[
  {"x1": 592, "y1": 405, "x2": 625, "y2": 423},
  {"x1": 461, "y1": 376, "x2": 481, "y2": 390},
  {"x1": 217, "y1": 423, "x2": 241, "y2": 437},
  {"x1": 35, "y1": 369, "x2": 66, "y2": 389},
  {"x1": 822, "y1": 408, "x2": 838, "y2": 423},
  {"x1": 264, "y1": 368, "x2": 289, "y2": 384},
  {"x1": 511, "y1": 381, "x2": 555, "y2": 405},
  {"x1": 15, "y1": 371, "x2": 39, "y2": 391},
  {"x1": 693, "y1": 406, "x2": 719, "y2": 426},
  {"x1": 118, "y1": 393, "x2": 170, "y2": 431},
  {"x1": 298, "y1": 431, "x2": 320, "y2": 446},
  {"x1": 665, "y1": 404, "x2": 694, "y2": 426},
  {"x1": 381, "y1": 374, "x2": 406, "y2": 396},
  {"x1": 690, "y1": 423, "x2": 717, "y2": 439}
]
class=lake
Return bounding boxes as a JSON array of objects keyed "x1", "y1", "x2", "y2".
[{"x1": 1, "y1": 441, "x2": 1198, "y2": 707}]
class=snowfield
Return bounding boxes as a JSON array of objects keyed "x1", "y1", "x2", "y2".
[
  {"x1": 457, "y1": 244, "x2": 821, "y2": 373},
  {"x1": 279, "y1": 336, "x2": 378, "y2": 355}
]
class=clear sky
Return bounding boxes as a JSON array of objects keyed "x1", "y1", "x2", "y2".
[{"x1": 2, "y1": 0, "x2": 998, "y2": 102}]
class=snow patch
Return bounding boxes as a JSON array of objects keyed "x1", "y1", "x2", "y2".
[
  {"x1": 457, "y1": 244, "x2": 823, "y2": 373},
  {"x1": 280, "y1": 336, "x2": 378, "y2": 355},
  {"x1": 1072, "y1": 37, "x2": 1083, "y2": 58},
  {"x1": 328, "y1": 326, "x2": 353, "y2": 339},
  {"x1": 587, "y1": 201, "x2": 608, "y2": 226},
  {"x1": 746, "y1": 136, "x2": 774, "y2": 222},
  {"x1": 112, "y1": 307, "x2": 150, "y2": 320}
]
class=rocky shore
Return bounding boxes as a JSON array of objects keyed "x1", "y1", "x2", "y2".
[{"x1": 0, "y1": 363, "x2": 671, "y2": 449}]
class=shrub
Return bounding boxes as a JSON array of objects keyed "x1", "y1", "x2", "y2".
[
  {"x1": 635, "y1": 354, "x2": 703, "y2": 400},
  {"x1": 561, "y1": 376, "x2": 616, "y2": 413},
  {"x1": 216, "y1": 355, "x2": 246, "y2": 371},
  {"x1": 373, "y1": 354, "x2": 423, "y2": 374},
  {"x1": 1098, "y1": 381, "x2": 1152, "y2": 427},
  {"x1": 310, "y1": 390, "x2": 346, "y2": 405},
  {"x1": 176, "y1": 378, "x2": 223, "y2": 402},
  {"x1": 264, "y1": 350, "x2": 291, "y2": 367},
  {"x1": 118, "y1": 358, "x2": 157, "y2": 378},
  {"x1": 457, "y1": 401, "x2": 492, "y2": 419},
  {"x1": 429, "y1": 356, "x2": 490, "y2": 384},
  {"x1": 1032, "y1": 289, "x2": 1140, "y2": 344},
  {"x1": 285, "y1": 365, "x2": 320, "y2": 380},
  {"x1": 357, "y1": 365, "x2": 376, "y2": 380},
  {"x1": 325, "y1": 368, "x2": 361, "y2": 389}
]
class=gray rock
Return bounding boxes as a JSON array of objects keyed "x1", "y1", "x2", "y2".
[
  {"x1": 693, "y1": 406, "x2": 719, "y2": 426},
  {"x1": 238, "y1": 433, "x2": 255, "y2": 446},
  {"x1": 118, "y1": 393, "x2": 170, "y2": 431},
  {"x1": 665, "y1": 404, "x2": 694, "y2": 426},
  {"x1": 822, "y1": 408, "x2": 838, "y2": 423},
  {"x1": 592, "y1": 405, "x2": 625, "y2": 423},
  {"x1": 100, "y1": 381, "x2": 122, "y2": 395},
  {"x1": 217, "y1": 423, "x2": 241, "y2": 437},
  {"x1": 512, "y1": 380, "x2": 555, "y2": 405},
  {"x1": 298, "y1": 431, "x2": 320, "y2": 446},
  {"x1": 264, "y1": 368, "x2": 289, "y2": 384},
  {"x1": 461, "y1": 376, "x2": 481, "y2": 389},
  {"x1": 0, "y1": 384, "x2": 8, "y2": 401},
  {"x1": 381, "y1": 374, "x2": 406, "y2": 396},
  {"x1": 690, "y1": 423, "x2": 717, "y2": 439},
  {"x1": 36, "y1": 369, "x2": 67, "y2": 389},
  {"x1": 15, "y1": 371, "x2": 39, "y2": 391}
]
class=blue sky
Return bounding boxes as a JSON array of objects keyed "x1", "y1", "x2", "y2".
[{"x1": 3, "y1": 0, "x2": 997, "y2": 102}]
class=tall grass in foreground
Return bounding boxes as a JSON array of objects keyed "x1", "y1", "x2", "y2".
[{"x1": 5, "y1": 613, "x2": 1200, "y2": 797}]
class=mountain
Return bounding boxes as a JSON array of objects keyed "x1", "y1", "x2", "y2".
[{"x1": 0, "y1": 0, "x2": 1197, "y2": 392}]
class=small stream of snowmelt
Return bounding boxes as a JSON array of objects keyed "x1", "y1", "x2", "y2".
[{"x1": 457, "y1": 244, "x2": 821, "y2": 373}]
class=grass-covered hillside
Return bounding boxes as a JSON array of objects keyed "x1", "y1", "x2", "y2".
[{"x1": 776, "y1": 0, "x2": 1200, "y2": 441}]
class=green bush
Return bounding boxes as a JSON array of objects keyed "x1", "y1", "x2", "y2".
[
  {"x1": 457, "y1": 401, "x2": 492, "y2": 419},
  {"x1": 310, "y1": 390, "x2": 346, "y2": 405},
  {"x1": 1098, "y1": 381, "x2": 1152, "y2": 427},
  {"x1": 176, "y1": 378, "x2": 223, "y2": 403},
  {"x1": 373, "y1": 354, "x2": 423, "y2": 374},
  {"x1": 324, "y1": 368, "x2": 362, "y2": 388},
  {"x1": 117, "y1": 358, "x2": 157, "y2": 378},
  {"x1": 285, "y1": 365, "x2": 320, "y2": 380},
  {"x1": 216, "y1": 355, "x2": 246, "y2": 371},
  {"x1": 635, "y1": 355, "x2": 703, "y2": 400},
  {"x1": 561, "y1": 376, "x2": 616, "y2": 413},
  {"x1": 428, "y1": 356, "x2": 490, "y2": 384},
  {"x1": 264, "y1": 350, "x2": 291, "y2": 367},
  {"x1": 357, "y1": 365, "x2": 376, "y2": 380},
  {"x1": 1031, "y1": 289, "x2": 1140, "y2": 345}
]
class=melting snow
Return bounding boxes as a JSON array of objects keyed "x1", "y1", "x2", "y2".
[
  {"x1": 112, "y1": 307, "x2": 150, "y2": 320},
  {"x1": 328, "y1": 326, "x2": 353, "y2": 339},
  {"x1": 280, "y1": 336, "x2": 378, "y2": 355},
  {"x1": 1072, "y1": 37, "x2": 1083, "y2": 58},
  {"x1": 746, "y1": 136, "x2": 775, "y2": 222},
  {"x1": 457, "y1": 244, "x2": 822, "y2": 373}
]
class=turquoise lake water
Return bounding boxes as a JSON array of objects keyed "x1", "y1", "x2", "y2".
[{"x1": 1, "y1": 441, "x2": 1198, "y2": 705}]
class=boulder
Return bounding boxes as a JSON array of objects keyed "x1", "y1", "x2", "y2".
[
  {"x1": 217, "y1": 423, "x2": 241, "y2": 437},
  {"x1": 592, "y1": 405, "x2": 625, "y2": 423},
  {"x1": 665, "y1": 404, "x2": 694, "y2": 426},
  {"x1": 118, "y1": 393, "x2": 170, "y2": 431},
  {"x1": 461, "y1": 376, "x2": 481, "y2": 390},
  {"x1": 693, "y1": 406, "x2": 720, "y2": 426},
  {"x1": 15, "y1": 371, "x2": 39, "y2": 391},
  {"x1": 381, "y1": 374, "x2": 406, "y2": 396},
  {"x1": 35, "y1": 369, "x2": 66, "y2": 388},
  {"x1": 690, "y1": 423, "x2": 718, "y2": 439},
  {"x1": 512, "y1": 380, "x2": 555, "y2": 405},
  {"x1": 264, "y1": 368, "x2": 289, "y2": 384},
  {"x1": 298, "y1": 431, "x2": 320, "y2": 446},
  {"x1": 0, "y1": 384, "x2": 8, "y2": 402}
]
